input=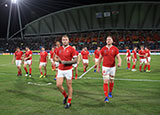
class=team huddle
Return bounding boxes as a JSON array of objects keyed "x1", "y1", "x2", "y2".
[
  {"x1": 125, "y1": 45, "x2": 151, "y2": 72},
  {"x1": 11, "y1": 35, "x2": 151, "y2": 109}
]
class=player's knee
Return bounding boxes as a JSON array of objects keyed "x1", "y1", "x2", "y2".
[{"x1": 56, "y1": 83, "x2": 62, "y2": 88}]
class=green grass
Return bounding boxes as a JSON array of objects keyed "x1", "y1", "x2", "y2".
[{"x1": 0, "y1": 55, "x2": 160, "y2": 115}]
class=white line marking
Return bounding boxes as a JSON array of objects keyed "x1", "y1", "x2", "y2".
[
  {"x1": 78, "y1": 65, "x2": 95, "y2": 79},
  {"x1": 82, "y1": 77, "x2": 160, "y2": 82},
  {"x1": 28, "y1": 82, "x2": 52, "y2": 86}
]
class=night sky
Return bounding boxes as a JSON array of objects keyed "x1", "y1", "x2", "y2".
[{"x1": 0, "y1": 0, "x2": 154, "y2": 38}]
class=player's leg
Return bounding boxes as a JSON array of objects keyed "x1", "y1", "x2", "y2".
[
  {"x1": 24, "y1": 61, "x2": 28, "y2": 76},
  {"x1": 65, "y1": 79, "x2": 72, "y2": 108},
  {"x1": 64, "y1": 69, "x2": 73, "y2": 109},
  {"x1": 28, "y1": 61, "x2": 32, "y2": 77},
  {"x1": 82, "y1": 61, "x2": 86, "y2": 72},
  {"x1": 109, "y1": 67, "x2": 116, "y2": 98},
  {"x1": 132, "y1": 59, "x2": 136, "y2": 71},
  {"x1": 102, "y1": 67, "x2": 110, "y2": 103},
  {"x1": 146, "y1": 58, "x2": 151, "y2": 72},
  {"x1": 56, "y1": 70, "x2": 68, "y2": 105},
  {"x1": 75, "y1": 66, "x2": 78, "y2": 80},
  {"x1": 44, "y1": 65, "x2": 47, "y2": 78},
  {"x1": 144, "y1": 59, "x2": 147, "y2": 72},
  {"x1": 39, "y1": 63, "x2": 43, "y2": 78},
  {"x1": 94, "y1": 60, "x2": 97, "y2": 72},
  {"x1": 127, "y1": 57, "x2": 131, "y2": 70},
  {"x1": 139, "y1": 59, "x2": 142, "y2": 72}
]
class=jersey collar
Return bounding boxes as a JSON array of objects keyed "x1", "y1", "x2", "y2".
[
  {"x1": 63, "y1": 45, "x2": 69, "y2": 49},
  {"x1": 106, "y1": 45, "x2": 113, "y2": 49}
]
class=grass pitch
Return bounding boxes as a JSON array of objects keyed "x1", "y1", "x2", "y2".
[{"x1": 0, "y1": 55, "x2": 160, "y2": 115}]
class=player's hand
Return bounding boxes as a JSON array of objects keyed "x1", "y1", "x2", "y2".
[
  {"x1": 61, "y1": 61, "x2": 66, "y2": 64},
  {"x1": 117, "y1": 63, "x2": 121, "y2": 67}
]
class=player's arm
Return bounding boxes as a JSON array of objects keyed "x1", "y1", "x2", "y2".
[
  {"x1": 12, "y1": 55, "x2": 15, "y2": 64},
  {"x1": 48, "y1": 53, "x2": 51, "y2": 60},
  {"x1": 62, "y1": 56, "x2": 77, "y2": 65},
  {"x1": 77, "y1": 55, "x2": 80, "y2": 65},
  {"x1": 92, "y1": 53, "x2": 95, "y2": 61},
  {"x1": 46, "y1": 55, "x2": 48, "y2": 64},
  {"x1": 124, "y1": 52, "x2": 128, "y2": 59},
  {"x1": 117, "y1": 54, "x2": 122, "y2": 67},
  {"x1": 25, "y1": 54, "x2": 32, "y2": 60},
  {"x1": 97, "y1": 54, "x2": 103, "y2": 71},
  {"x1": 54, "y1": 54, "x2": 61, "y2": 62}
]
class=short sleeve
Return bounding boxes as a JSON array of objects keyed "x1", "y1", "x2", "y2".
[
  {"x1": 116, "y1": 47, "x2": 119, "y2": 55},
  {"x1": 72, "y1": 48, "x2": 77, "y2": 58},
  {"x1": 100, "y1": 48, "x2": 103, "y2": 56},
  {"x1": 138, "y1": 51, "x2": 141, "y2": 54}
]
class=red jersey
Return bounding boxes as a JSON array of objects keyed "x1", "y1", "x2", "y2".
[
  {"x1": 55, "y1": 45, "x2": 77, "y2": 70},
  {"x1": 132, "y1": 50, "x2": 137, "y2": 59},
  {"x1": 145, "y1": 50, "x2": 151, "y2": 57},
  {"x1": 100, "y1": 45, "x2": 119, "y2": 67},
  {"x1": 54, "y1": 47, "x2": 58, "y2": 54},
  {"x1": 50, "y1": 50, "x2": 54, "y2": 58},
  {"x1": 126, "y1": 49, "x2": 131, "y2": 57},
  {"x1": 25, "y1": 50, "x2": 32, "y2": 60},
  {"x1": 40, "y1": 51, "x2": 48, "y2": 62},
  {"x1": 81, "y1": 50, "x2": 89, "y2": 59},
  {"x1": 14, "y1": 51, "x2": 23, "y2": 60},
  {"x1": 75, "y1": 51, "x2": 79, "y2": 56},
  {"x1": 138, "y1": 50, "x2": 146, "y2": 59},
  {"x1": 94, "y1": 49, "x2": 100, "y2": 59}
]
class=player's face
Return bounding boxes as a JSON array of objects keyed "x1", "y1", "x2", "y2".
[
  {"x1": 84, "y1": 47, "x2": 87, "y2": 51},
  {"x1": 62, "y1": 37, "x2": 69, "y2": 46},
  {"x1": 56, "y1": 42, "x2": 60, "y2": 47},
  {"x1": 97, "y1": 47, "x2": 100, "y2": 50},
  {"x1": 41, "y1": 48, "x2": 45, "y2": 51},
  {"x1": 52, "y1": 47, "x2": 54, "y2": 51},
  {"x1": 25, "y1": 47, "x2": 29, "y2": 51},
  {"x1": 134, "y1": 48, "x2": 137, "y2": 51},
  {"x1": 141, "y1": 46, "x2": 144, "y2": 50},
  {"x1": 145, "y1": 48, "x2": 148, "y2": 50},
  {"x1": 106, "y1": 37, "x2": 113, "y2": 45},
  {"x1": 17, "y1": 48, "x2": 20, "y2": 52}
]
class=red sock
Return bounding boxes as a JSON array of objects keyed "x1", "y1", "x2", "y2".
[
  {"x1": 24, "y1": 67, "x2": 28, "y2": 73},
  {"x1": 139, "y1": 65, "x2": 142, "y2": 71},
  {"x1": 62, "y1": 91, "x2": 67, "y2": 98},
  {"x1": 18, "y1": 70, "x2": 20, "y2": 75},
  {"x1": 144, "y1": 65, "x2": 147, "y2": 70},
  {"x1": 40, "y1": 72, "x2": 43, "y2": 75},
  {"x1": 148, "y1": 65, "x2": 150, "y2": 70},
  {"x1": 109, "y1": 82, "x2": 114, "y2": 93},
  {"x1": 103, "y1": 83, "x2": 108, "y2": 97},
  {"x1": 44, "y1": 73, "x2": 46, "y2": 76},
  {"x1": 68, "y1": 98, "x2": 72, "y2": 104},
  {"x1": 52, "y1": 65, "x2": 54, "y2": 69},
  {"x1": 127, "y1": 63, "x2": 130, "y2": 69},
  {"x1": 75, "y1": 73, "x2": 77, "y2": 77},
  {"x1": 19, "y1": 69, "x2": 22, "y2": 74},
  {"x1": 132, "y1": 65, "x2": 135, "y2": 69},
  {"x1": 94, "y1": 65, "x2": 97, "y2": 69},
  {"x1": 29, "y1": 68, "x2": 32, "y2": 74}
]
